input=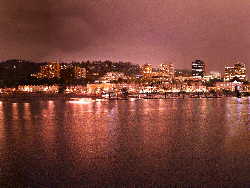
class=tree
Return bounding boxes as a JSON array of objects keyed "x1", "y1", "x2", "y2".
[
  {"x1": 121, "y1": 88, "x2": 129, "y2": 98},
  {"x1": 60, "y1": 67, "x2": 75, "y2": 85}
]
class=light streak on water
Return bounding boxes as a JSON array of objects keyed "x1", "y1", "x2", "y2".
[{"x1": 68, "y1": 98, "x2": 94, "y2": 104}]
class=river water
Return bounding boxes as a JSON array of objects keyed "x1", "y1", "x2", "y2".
[{"x1": 0, "y1": 97, "x2": 249, "y2": 187}]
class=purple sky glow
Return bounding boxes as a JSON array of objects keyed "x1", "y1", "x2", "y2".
[{"x1": 0, "y1": 0, "x2": 250, "y2": 76}]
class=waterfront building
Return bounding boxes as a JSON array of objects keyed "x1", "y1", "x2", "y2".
[
  {"x1": 224, "y1": 62, "x2": 247, "y2": 82},
  {"x1": 215, "y1": 81, "x2": 243, "y2": 91},
  {"x1": 18, "y1": 85, "x2": 59, "y2": 93},
  {"x1": 17, "y1": 85, "x2": 88, "y2": 94},
  {"x1": 192, "y1": 60, "x2": 205, "y2": 78},
  {"x1": 186, "y1": 80, "x2": 207, "y2": 92},
  {"x1": 64, "y1": 85, "x2": 87, "y2": 93}
]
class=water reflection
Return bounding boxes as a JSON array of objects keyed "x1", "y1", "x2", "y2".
[
  {"x1": 23, "y1": 103, "x2": 31, "y2": 121},
  {"x1": 0, "y1": 101, "x2": 4, "y2": 157},
  {"x1": 0, "y1": 98, "x2": 249, "y2": 187}
]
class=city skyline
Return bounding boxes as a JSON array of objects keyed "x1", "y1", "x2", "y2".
[
  {"x1": 0, "y1": 58, "x2": 248, "y2": 78},
  {"x1": 0, "y1": 0, "x2": 250, "y2": 78}
]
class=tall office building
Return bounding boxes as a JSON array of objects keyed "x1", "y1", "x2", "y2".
[
  {"x1": 192, "y1": 60, "x2": 205, "y2": 78},
  {"x1": 224, "y1": 62, "x2": 247, "y2": 81}
]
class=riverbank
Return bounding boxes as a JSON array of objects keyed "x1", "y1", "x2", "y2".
[{"x1": 0, "y1": 92, "x2": 249, "y2": 101}]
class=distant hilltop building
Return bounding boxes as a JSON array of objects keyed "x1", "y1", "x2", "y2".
[
  {"x1": 192, "y1": 60, "x2": 205, "y2": 78},
  {"x1": 142, "y1": 64, "x2": 153, "y2": 76},
  {"x1": 31, "y1": 62, "x2": 86, "y2": 79},
  {"x1": 73, "y1": 66, "x2": 87, "y2": 79},
  {"x1": 31, "y1": 62, "x2": 61, "y2": 79},
  {"x1": 97, "y1": 72, "x2": 128, "y2": 83},
  {"x1": 159, "y1": 63, "x2": 175, "y2": 78},
  {"x1": 174, "y1": 69, "x2": 192, "y2": 77},
  {"x1": 224, "y1": 62, "x2": 247, "y2": 82},
  {"x1": 204, "y1": 71, "x2": 221, "y2": 81},
  {"x1": 142, "y1": 63, "x2": 175, "y2": 79}
]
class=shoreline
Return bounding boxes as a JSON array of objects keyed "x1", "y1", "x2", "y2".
[{"x1": 0, "y1": 92, "x2": 248, "y2": 101}]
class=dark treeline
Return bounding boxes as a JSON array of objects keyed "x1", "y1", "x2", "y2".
[{"x1": 0, "y1": 59, "x2": 141, "y2": 87}]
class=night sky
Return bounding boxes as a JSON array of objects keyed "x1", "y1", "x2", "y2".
[{"x1": 0, "y1": 0, "x2": 250, "y2": 75}]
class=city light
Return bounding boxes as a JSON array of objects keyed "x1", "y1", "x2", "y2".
[{"x1": 0, "y1": 59, "x2": 249, "y2": 99}]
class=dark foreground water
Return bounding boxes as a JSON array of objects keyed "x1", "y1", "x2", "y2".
[{"x1": 0, "y1": 97, "x2": 249, "y2": 187}]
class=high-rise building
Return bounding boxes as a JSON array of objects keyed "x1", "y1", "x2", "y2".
[
  {"x1": 224, "y1": 66, "x2": 235, "y2": 81},
  {"x1": 224, "y1": 62, "x2": 247, "y2": 81},
  {"x1": 192, "y1": 60, "x2": 205, "y2": 78}
]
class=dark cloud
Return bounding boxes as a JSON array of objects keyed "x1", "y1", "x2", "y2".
[
  {"x1": 0, "y1": 0, "x2": 249, "y2": 76},
  {"x1": 0, "y1": 0, "x2": 52, "y2": 59}
]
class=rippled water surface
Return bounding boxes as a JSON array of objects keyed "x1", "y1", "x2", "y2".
[{"x1": 0, "y1": 97, "x2": 249, "y2": 187}]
